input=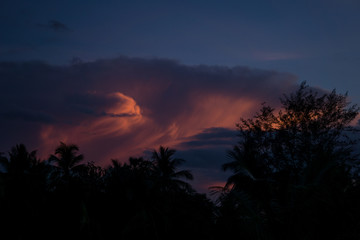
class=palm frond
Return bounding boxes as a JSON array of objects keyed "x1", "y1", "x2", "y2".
[
  {"x1": 170, "y1": 158, "x2": 185, "y2": 168},
  {"x1": 48, "y1": 154, "x2": 60, "y2": 164},
  {"x1": 71, "y1": 154, "x2": 84, "y2": 167},
  {"x1": 172, "y1": 179, "x2": 194, "y2": 192},
  {"x1": 172, "y1": 169, "x2": 193, "y2": 180}
]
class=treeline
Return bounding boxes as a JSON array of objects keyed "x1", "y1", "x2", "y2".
[
  {"x1": 212, "y1": 83, "x2": 360, "y2": 239},
  {"x1": 0, "y1": 144, "x2": 213, "y2": 240},
  {"x1": 1, "y1": 82, "x2": 360, "y2": 239}
]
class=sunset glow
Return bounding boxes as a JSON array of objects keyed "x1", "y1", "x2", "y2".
[
  {"x1": 2, "y1": 1, "x2": 360, "y2": 239},
  {"x1": 1, "y1": 0, "x2": 360, "y2": 194}
]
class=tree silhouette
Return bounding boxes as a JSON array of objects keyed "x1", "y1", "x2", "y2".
[
  {"x1": 224, "y1": 83, "x2": 359, "y2": 186},
  {"x1": 104, "y1": 159, "x2": 141, "y2": 197},
  {"x1": 49, "y1": 142, "x2": 85, "y2": 180},
  {"x1": 219, "y1": 82, "x2": 360, "y2": 239},
  {"x1": 152, "y1": 146, "x2": 194, "y2": 193},
  {"x1": 0, "y1": 144, "x2": 38, "y2": 174},
  {"x1": 0, "y1": 144, "x2": 55, "y2": 239},
  {"x1": 0, "y1": 143, "x2": 216, "y2": 240}
]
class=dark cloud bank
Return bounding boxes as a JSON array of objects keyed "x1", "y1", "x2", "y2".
[{"x1": 0, "y1": 56, "x2": 299, "y2": 192}]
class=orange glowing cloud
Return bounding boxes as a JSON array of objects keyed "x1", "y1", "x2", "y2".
[
  {"x1": 38, "y1": 91, "x2": 145, "y2": 160},
  {"x1": 88, "y1": 92, "x2": 143, "y2": 136}
]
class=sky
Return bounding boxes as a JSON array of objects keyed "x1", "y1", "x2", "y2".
[{"x1": 1, "y1": 0, "x2": 360, "y2": 193}]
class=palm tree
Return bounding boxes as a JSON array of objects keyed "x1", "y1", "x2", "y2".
[
  {"x1": 105, "y1": 158, "x2": 154, "y2": 198},
  {"x1": 49, "y1": 142, "x2": 85, "y2": 180},
  {"x1": 222, "y1": 145, "x2": 258, "y2": 187},
  {"x1": 128, "y1": 157, "x2": 153, "y2": 172},
  {"x1": 151, "y1": 146, "x2": 193, "y2": 193},
  {"x1": 0, "y1": 144, "x2": 37, "y2": 175},
  {"x1": 0, "y1": 144, "x2": 52, "y2": 239}
]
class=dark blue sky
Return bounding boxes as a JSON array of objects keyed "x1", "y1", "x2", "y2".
[
  {"x1": 1, "y1": 0, "x2": 360, "y2": 192},
  {"x1": 2, "y1": 0, "x2": 360, "y2": 98}
]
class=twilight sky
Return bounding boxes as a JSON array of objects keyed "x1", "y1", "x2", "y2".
[{"x1": 1, "y1": 0, "x2": 360, "y2": 192}]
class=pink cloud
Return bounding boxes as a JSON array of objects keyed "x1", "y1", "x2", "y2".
[{"x1": 0, "y1": 57, "x2": 299, "y2": 191}]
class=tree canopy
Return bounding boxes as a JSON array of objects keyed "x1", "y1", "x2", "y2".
[{"x1": 219, "y1": 82, "x2": 360, "y2": 239}]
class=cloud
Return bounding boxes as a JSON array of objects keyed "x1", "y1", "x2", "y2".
[
  {"x1": 178, "y1": 127, "x2": 237, "y2": 149},
  {"x1": 36, "y1": 20, "x2": 70, "y2": 32},
  {"x1": 252, "y1": 51, "x2": 304, "y2": 61},
  {"x1": 0, "y1": 108, "x2": 54, "y2": 123},
  {"x1": 0, "y1": 56, "x2": 299, "y2": 192},
  {"x1": 65, "y1": 92, "x2": 141, "y2": 119}
]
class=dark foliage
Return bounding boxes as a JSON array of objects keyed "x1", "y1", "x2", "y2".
[
  {"x1": 0, "y1": 144, "x2": 213, "y2": 240},
  {"x1": 219, "y1": 82, "x2": 360, "y2": 239}
]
